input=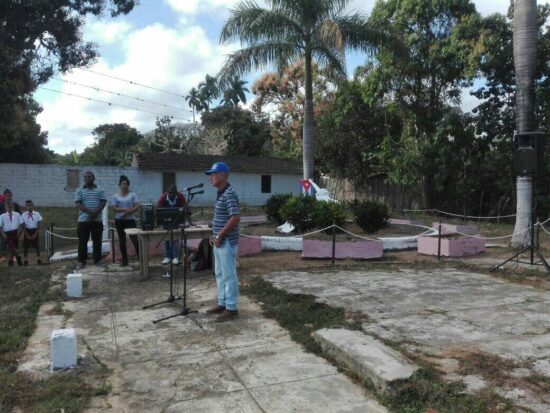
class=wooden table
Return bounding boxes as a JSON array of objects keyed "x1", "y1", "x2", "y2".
[{"x1": 125, "y1": 225, "x2": 212, "y2": 278}]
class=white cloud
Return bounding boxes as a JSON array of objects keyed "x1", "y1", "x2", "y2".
[
  {"x1": 86, "y1": 20, "x2": 133, "y2": 44},
  {"x1": 36, "y1": 20, "x2": 237, "y2": 154},
  {"x1": 165, "y1": 0, "x2": 241, "y2": 15}
]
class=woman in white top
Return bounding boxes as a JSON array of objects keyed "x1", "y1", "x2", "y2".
[{"x1": 111, "y1": 175, "x2": 140, "y2": 266}]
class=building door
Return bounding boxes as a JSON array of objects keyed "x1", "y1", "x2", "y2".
[{"x1": 162, "y1": 172, "x2": 176, "y2": 192}]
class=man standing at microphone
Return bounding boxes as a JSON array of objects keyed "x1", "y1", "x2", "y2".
[{"x1": 204, "y1": 162, "x2": 240, "y2": 322}]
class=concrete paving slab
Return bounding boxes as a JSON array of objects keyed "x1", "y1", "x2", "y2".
[
  {"x1": 313, "y1": 328, "x2": 418, "y2": 391},
  {"x1": 220, "y1": 342, "x2": 338, "y2": 388},
  {"x1": 249, "y1": 375, "x2": 388, "y2": 413},
  {"x1": 19, "y1": 265, "x2": 383, "y2": 413},
  {"x1": 262, "y1": 268, "x2": 550, "y2": 409},
  {"x1": 165, "y1": 390, "x2": 263, "y2": 413}
]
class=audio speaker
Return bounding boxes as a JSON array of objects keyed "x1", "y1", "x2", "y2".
[
  {"x1": 513, "y1": 131, "x2": 546, "y2": 176},
  {"x1": 140, "y1": 204, "x2": 155, "y2": 230}
]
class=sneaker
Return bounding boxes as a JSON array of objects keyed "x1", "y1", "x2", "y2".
[
  {"x1": 215, "y1": 309, "x2": 239, "y2": 322},
  {"x1": 162, "y1": 257, "x2": 171, "y2": 265},
  {"x1": 120, "y1": 262, "x2": 128, "y2": 267},
  {"x1": 75, "y1": 262, "x2": 86, "y2": 270},
  {"x1": 94, "y1": 260, "x2": 106, "y2": 267},
  {"x1": 37, "y1": 259, "x2": 42, "y2": 265},
  {"x1": 206, "y1": 305, "x2": 225, "y2": 314},
  {"x1": 172, "y1": 257, "x2": 180, "y2": 265},
  {"x1": 24, "y1": 260, "x2": 28, "y2": 266},
  {"x1": 16, "y1": 256, "x2": 22, "y2": 266},
  {"x1": 162, "y1": 272, "x2": 171, "y2": 278}
]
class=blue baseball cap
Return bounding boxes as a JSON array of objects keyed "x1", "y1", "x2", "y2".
[{"x1": 205, "y1": 162, "x2": 230, "y2": 175}]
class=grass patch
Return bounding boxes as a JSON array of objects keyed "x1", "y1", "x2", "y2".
[
  {"x1": 242, "y1": 276, "x2": 519, "y2": 413},
  {"x1": 380, "y1": 367, "x2": 511, "y2": 413},
  {"x1": 0, "y1": 264, "x2": 108, "y2": 412},
  {"x1": 241, "y1": 276, "x2": 360, "y2": 354}
]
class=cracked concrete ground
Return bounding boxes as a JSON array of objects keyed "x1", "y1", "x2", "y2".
[
  {"x1": 17, "y1": 264, "x2": 386, "y2": 413},
  {"x1": 263, "y1": 268, "x2": 550, "y2": 412}
]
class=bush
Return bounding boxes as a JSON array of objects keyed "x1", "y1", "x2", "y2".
[
  {"x1": 312, "y1": 201, "x2": 347, "y2": 232},
  {"x1": 264, "y1": 193, "x2": 293, "y2": 225},
  {"x1": 349, "y1": 199, "x2": 389, "y2": 234},
  {"x1": 280, "y1": 196, "x2": 318, "y2": 233}
]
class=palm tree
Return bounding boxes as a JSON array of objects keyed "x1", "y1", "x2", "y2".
[
  {"x1": 185, "y1": 87, "x2": 202, "y2": 123},
  {"x1": 218, "y1": 0, "x2": 398, "y2": 179},
  {"x1": 511, "y1": 0, "x2": 538, "y2": 246},
  {"x1": 220, "y1": 76, "x2": 249, "y2": 108},
  {"x1": 198, "y1": 74, "x2": 219, "y2": 111}
]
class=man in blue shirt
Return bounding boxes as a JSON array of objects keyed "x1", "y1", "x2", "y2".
[
  {"x1": 75, "y1": 171, "x2": 106, "y2": 269},
  {"x1": 205, "y1": 162, "x2": 240, "y2": 322}
]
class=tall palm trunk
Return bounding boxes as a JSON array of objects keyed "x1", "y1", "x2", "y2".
[
  {"x1": 511, "y1": 0, "x2": 538, "y2": 246},
  {"x1": 302, "y1": 49, "x2": 314, "y2": 180}
]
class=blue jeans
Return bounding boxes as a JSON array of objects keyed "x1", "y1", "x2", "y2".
[
  {"x1": 214, "y1": 242, "x2": 239, "y2": 311},
  {"x1": 164, "y1": 240, "x2": 179, "y2": 259}
]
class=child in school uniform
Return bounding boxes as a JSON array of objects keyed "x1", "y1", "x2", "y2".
[
  {"x1": 21, "y1": 200, "x2": 43, "y2": 265},
  {"x1": 0, "y1": 202, "x2": 23, "y2": 266}
]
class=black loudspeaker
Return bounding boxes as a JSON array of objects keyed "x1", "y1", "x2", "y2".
[
  {"x1": 513, "y1": 131, "x2": 546, "y2": 176},
  {"x1": 140, "y1": 204, "x2": 155, "y2": 230}
]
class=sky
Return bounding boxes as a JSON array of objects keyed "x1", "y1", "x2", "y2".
[{"x1": 33, "y1": 0, "x2": 526, "y2": 155}]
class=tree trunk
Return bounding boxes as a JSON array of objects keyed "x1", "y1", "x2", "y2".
[
  {"x1": 302, "y1": 50, "x2": 314, "y2": 180},
  {"x1": 511, "y1": 0, "x2": 538, "y2": 246}
]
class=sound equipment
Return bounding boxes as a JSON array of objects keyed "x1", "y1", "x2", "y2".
[
  {"x1": 140, "y1": 204, "x2": 155, "y2": 230},
  {"x1": 513, "y1": 131, "x2": 546, "y2": 176},
  {"x1": 156, "y1": 207, "x2": 186, "y2": 229}
]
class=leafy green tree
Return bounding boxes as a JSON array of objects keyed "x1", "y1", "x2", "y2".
[
  {"x1": 367, "y1": 0, "x2": 482, "y2": 207},
  {"x1": 316, "y1": 78, "x2": 401, "y2": 185},
  {"x1": 80, "y1": 123, "x2": 143, "y2": 166},
  {"x1": 201, "y1": 106, "x2": 271, "y2": 156},
  {"x1": 220, "y1": 76, "x2": 249, "y2": 108},
  {"x1": 198, "y1": 74, "x2": 219, "y2": 112},
  {"x1": 252, "y1": 61, "x2": 332, "y2": 159},
  {"x1": 185, "y1": 87, "x2": 202, "y2": 123},
  {"x1": 470, "y1": 3, "x2": 550, "y2": 232},
  {"x1": 218, "y1": 0, "x2": 398, "y2": 180},
  {"x1": 0, "y1": 0, "x2": 137, "y2": 163}
]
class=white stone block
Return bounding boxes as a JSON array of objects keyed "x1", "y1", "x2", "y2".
[
  {"x1": 67, "y1": 273, "x2": 82, "y2": 297},
  {"x1": 51, "y1": 328, "x2": 77, "y2": 369}
]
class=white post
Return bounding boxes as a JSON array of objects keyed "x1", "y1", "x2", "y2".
[{"x1": 102, "y1": 204, "x2": 109, "y2": 242}]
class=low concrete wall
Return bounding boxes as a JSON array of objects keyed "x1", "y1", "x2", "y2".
[
  {"x1": 417, "y1": 236, "x2": 485, "y2": 257},
  {"x1": 431, "y1": 223, "x2": 479, "y2": 236},
  {"x1": 302, "y1": 239, "x2": 383, "y2": 260}
]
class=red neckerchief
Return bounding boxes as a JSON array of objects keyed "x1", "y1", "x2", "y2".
[{"x1": 27, "y1": 211, "x2": 33, "y2": 221}]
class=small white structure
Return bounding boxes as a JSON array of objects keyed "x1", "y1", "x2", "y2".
[
  {"x1": 67, "y1": 273, "x2": 82, "y2": 297},
  {"x1": 51, "y1": 328, "x2": 77, "y2": 369}
]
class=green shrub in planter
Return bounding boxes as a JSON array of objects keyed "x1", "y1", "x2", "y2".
[
  {"x1": 349, "y1": 199, "x2": 389, "y2": 234},
  {"x1": 312, "y1": 201, "x2": 347, "y2": 232},
  {"x1": 280, "y1": 195, "x2": 317, "y2": 233},
  {"x1": 264, "y1": 193, "x2": 294, "y2": 224}
]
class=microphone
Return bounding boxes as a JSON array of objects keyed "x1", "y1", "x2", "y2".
[
  {"x1": 181, "y1": 183, "x2": 204, "y2": 191},
  {"x1": 190, "y1": 190, "x2": 204, "y2": 195}
]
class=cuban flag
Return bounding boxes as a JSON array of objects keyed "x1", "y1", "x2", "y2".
[{"x1": 300, "y1": 179, "x2": 316, "y2": 196}]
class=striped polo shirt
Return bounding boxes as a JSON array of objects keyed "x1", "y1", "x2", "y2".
[
  {"x1": 75, "y1": 185, "x2": 107, "y2": 223},
  {"x1": 213, "y1": 183, "x2": 240, "y2": 246}
]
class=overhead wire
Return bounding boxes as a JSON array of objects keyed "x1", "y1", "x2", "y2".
[
  {"x1": 75, "y1": 67, "x2": 187, "y2": 98},
  {"x1": 39, "y1": 86, "x2": 187, "y2": 120},
  {"x1": 51, "y1": 76, "x2": 191, "y2": 112}
]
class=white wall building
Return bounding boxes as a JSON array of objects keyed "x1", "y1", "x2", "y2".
[{"x1": 0, "y1": 154, "x2": 303, "y2": 208}]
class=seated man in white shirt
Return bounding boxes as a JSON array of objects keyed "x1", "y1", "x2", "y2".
[
  {"x1": 0, "y1": 202, "x2": 23, "y2": 267},
  {"x1": 22, "y1": 200, "x2": 43, "y2": 265}
]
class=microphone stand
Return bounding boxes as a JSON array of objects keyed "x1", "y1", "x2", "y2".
[
  {"x1": 153, "y1": 189, "x2": 202, "y2": 323},
  {"x1": 143, "y1": 208, "x2": 184, "y2": 310}
]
